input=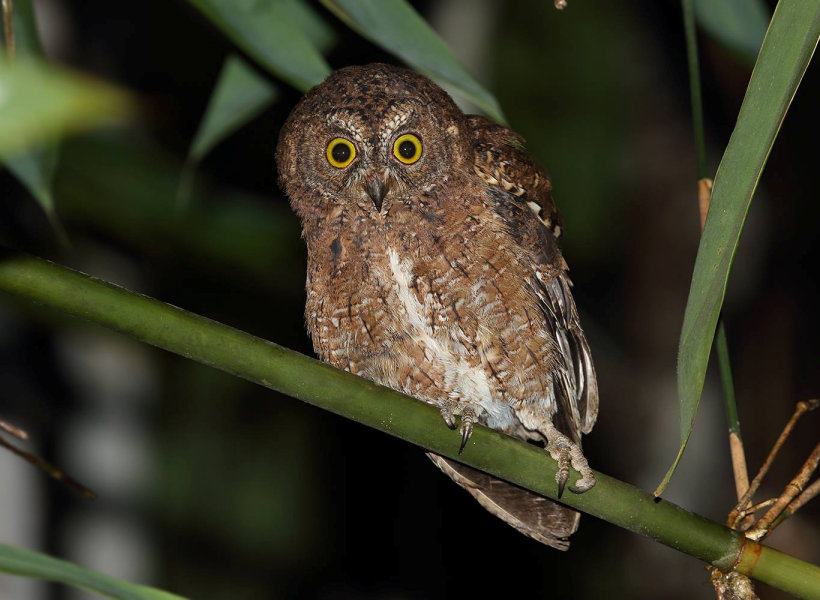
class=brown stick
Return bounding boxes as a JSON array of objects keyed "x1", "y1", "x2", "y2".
[
  {"x1": 742, "y1": 497, "x2": 777, "y2": 516},
  {"x1": 0, "y1": 434, "x2": 96, "y2": 499},
  {"x1": 728, "y1": 399, "x2": 818, "y2": 528},
  {"x1": 784, "y1": 477, "x2": 820, "y2": 515},
  {"x1": 764, "y1": 478, "x2": 820, "y2": 533},
  {"x1": 0, "y1": 417, "x2": 28, "y2": 440},
  {"x1": 729, "y1": 431, "x2": 750, "y2": 501},
  {"x1": 746, "y1": 442, "x2": 820, "y2": 541}
]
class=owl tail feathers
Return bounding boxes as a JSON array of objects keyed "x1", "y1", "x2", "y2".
[{"x1": 426, "y1": 453, "x2": 580, "y2": 550}]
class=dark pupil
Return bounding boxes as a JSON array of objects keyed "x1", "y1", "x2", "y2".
[
  {"x1": 331, "y1": 142, "x2": 351, "y2": 163},
  {"x1": 398, "y1": 140, "x2": 417, "y2": 159}
]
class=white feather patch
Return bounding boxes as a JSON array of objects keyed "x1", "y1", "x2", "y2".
[{"x1": 387, "y1": 248, "x2": 517, "y2": 430}]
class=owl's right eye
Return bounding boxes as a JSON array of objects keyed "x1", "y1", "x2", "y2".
[{"x1": 326, "y1": 138, "x2": 356, "y2": 168}]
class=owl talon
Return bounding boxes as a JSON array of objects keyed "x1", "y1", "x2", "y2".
[
  {"x1": 557, "y1": 472, "x2": 568, "y2": 499},
  {"x1": 457, "y1": 405, "x2": 479, "y2": 455},
  {"x1": 458, "y1": 425, "x2": 471, "y2": 454},
  {"x1": 439, "y1": 403, "x2": 458, "y2": 430},
  {"x1": 552, "y1": 446, "x2": 571, "y2": 499},
  {"x1": 568, "y1": 472, "x2": 596, "y2": 494},
  {"x1": 545, "y1": 423, "x2": 596, "y2": 499}
]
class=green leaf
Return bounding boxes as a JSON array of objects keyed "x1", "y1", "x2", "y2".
[
  {"x1": 0, "y1": 60, "x2": 133, "y2": 158},
  {"x1": 279, "y1": 0, "x2": 336, "y2": 52},
  {"x1": 694, "y1": 0, "x2": 770, "y2": 65},
  {"x1": 180, "y1": 54, "x2": 279, "y2": 207},
  {"x1": 3, "y1": 142, "x2": 59, "y2": 211},
  {"x1": 320, "y1": 0, "x2": 506, "y2": 124},
  {"x1": 187, "y1": 54, "x2": 279, "y2": 166},
  {"x1": 656, "y1": 0, "x2": 820, "y2": 496},
  {"x1": 0, "y1": 0, "x2": 61, "y2": 224},
  {"x1": 0, "y1": 543, "x2": 185, "y2": 600},
  {"x1": 186, "y1": 0, "x2": 331, "y2": 92}
]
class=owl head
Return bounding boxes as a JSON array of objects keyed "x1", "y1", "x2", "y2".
[{"x1": 276, "y1": 63, "x2": 471, "y2": 218}]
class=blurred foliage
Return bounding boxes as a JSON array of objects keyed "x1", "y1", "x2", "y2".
[
  {"x1": 0, "y1": 543, "x2": 184, "y2": 600},
  {"x1": 320, "y1": 0, "x2": 507, "y2": 122},
  {"x1": 184, "y1": 55, "x2": 279, "y2": 172},
  {"x1": 186, "y1": 0, "x2": 331, "y2": 90},
  {"x1": 0, "y1": 0, "x2": 59, "y2": 221},
  {"x1": 694, "y1": 0, "x2": 770, "y2": 64},
  {"x1": 0, "y1": 61, "x2": 131, "y2": 160}
]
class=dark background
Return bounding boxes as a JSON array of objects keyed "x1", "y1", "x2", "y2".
[{"x1": 1, "y1": 1, "x2": 818, "y2": 599}]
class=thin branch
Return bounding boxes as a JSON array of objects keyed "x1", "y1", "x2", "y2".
[
  {"x1": 729, "y1": 399, "x2": 819, "y2": 527},
  {"x1": 0, "y1": 418, "x2": 28, "y2": 440},
  {"x1": 747, "y1": 443, "x2": 820, "y2": 541},
  {"x1": 0, "y1": 435, "x2": 96, "y2": 499},
  {"x1": 740, "y1": 497, "x2": 777, "y2": 519},
  {"x1": 0, "y1": 249, "x2": 819, "y2": 598},
  {"x1": 786, "y1": 478, "x2": 820, "y2": 515},
  {"x1": 763, "y1": 479, "x2": 820, "y2": 534}
]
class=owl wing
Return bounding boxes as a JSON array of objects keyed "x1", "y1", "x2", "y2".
[
  {"x1": 468, "y1": 115, "x2": 598, "y2": 437},
  {"x1": 467, "y1": 115, "x2": 563, "y2": 238},
  {"x1": 421, "y1": 117, "x2": 598, "y2": 549}
]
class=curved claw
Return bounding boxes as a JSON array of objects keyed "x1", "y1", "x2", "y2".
[
  {"x1": 458, "y1": 422, "x2": 473, "y2": 454},
  {"x1": 440, "y1": 407, "x2": 457, "y2": 430},
  {"x1": 557, "y1": 474, "x2": 567, "y2": 499},
  {"x1": 568, "y1": 475, "x2": 596, "y2": 495}
]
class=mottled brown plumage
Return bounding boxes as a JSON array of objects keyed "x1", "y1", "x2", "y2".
[{"x1": 276, "y1": 63, "x2": 597, "y2": 549}]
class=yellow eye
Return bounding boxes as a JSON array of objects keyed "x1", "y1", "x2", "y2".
[
  {"x1": 393, "y1": 134, "x2": 422, "y2": 164},
  {"x1": 326, "y1": 138, "x2": 356, "y2": 168}
]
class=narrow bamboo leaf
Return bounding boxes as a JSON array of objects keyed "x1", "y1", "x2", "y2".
[
  {"x1": 0, "y1": 60, "x2": 132, "y2": 158},
  {"x1": 656, "y1": 0, "x2": 820, "y2": 496},
  {"x1": 0, "y1": 543, "x2": 185, "y2": 600},
  {"x1": 319, "y1": 0, "x2": 506, "y2": 124},
  {"x1": 187, "y1": 54, "x2": 278, "y2": 165},
  {"x1": 694, "y1": 0, "x2": 770, "y2": 64},
  {"x1": 0, "y1": 0, "x2": 61, "y2": 222},
  {"x1": 186, "y1": 0, "x2": 330, "y2": 92}
]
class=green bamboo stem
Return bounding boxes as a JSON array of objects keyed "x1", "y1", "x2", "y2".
[{"x1": 0, "y1": 249, "x2": 818, "y2": 599}]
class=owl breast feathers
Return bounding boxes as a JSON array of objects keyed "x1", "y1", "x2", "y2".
[{"x1": 276, "y1": 63, "x2": 598, "y2": 549}]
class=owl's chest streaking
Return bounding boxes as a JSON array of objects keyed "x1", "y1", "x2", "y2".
[{"x1": 302, "y1": 181, "x2": 561, "y2": 435}]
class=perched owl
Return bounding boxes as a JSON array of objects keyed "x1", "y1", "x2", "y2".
[{"x1": 276, "y1": 63, "x2": 598, "y2": 549}]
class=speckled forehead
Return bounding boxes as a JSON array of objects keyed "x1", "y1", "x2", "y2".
[
  {"x1": 324, "y1": 97, "x2": 424, "y2": 144},
  {"x1": 377, "y1": 99, "x2": 420, "y2": 139},
  {"x1": 325, "y1": 108, "x2": 368, "y2": 143}
]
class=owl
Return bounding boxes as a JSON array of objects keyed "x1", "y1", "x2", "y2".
[{"x1": 276, "y1": 63, "x2": 598, "y2": 549}]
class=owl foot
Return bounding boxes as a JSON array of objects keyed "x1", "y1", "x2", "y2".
[
  {"x1": 439, "y1": 400, "x2": 481, "y2": 455},
  {"x1": 544, "y1": 423, "x2": 596, "y2": 499}
]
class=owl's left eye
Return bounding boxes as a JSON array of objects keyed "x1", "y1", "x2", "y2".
[
  {"x1": 393, "y1": 134, "x2": 422, "y2": 164},
  {"x1": 326, "y1": 138, "x2": 356, "y2": 168}
]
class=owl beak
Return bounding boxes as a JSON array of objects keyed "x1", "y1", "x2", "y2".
[{"x1": 364, "y1": 175, "x2": 387, "y2": 211}]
